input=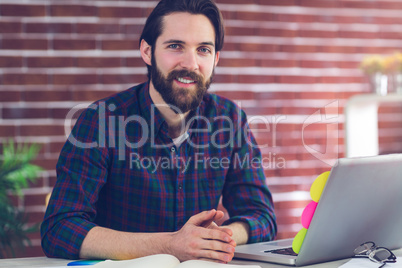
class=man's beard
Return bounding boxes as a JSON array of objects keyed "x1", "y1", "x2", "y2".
[{"x1": 150, "y1": 57, "x2": 213, "y2": 114}]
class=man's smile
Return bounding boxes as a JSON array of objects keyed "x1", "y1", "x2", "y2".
[{"x1": 176, "y1": 77, "x2": 196, "y2": 84}]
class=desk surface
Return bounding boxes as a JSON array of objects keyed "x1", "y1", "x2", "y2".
[{"x1": 2, "y1": 251, "x2": 402, "y2": 268}]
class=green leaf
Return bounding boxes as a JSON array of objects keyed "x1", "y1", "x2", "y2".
[{"x1": 0, "y1": 140, "x2": 42, "y2": 258}]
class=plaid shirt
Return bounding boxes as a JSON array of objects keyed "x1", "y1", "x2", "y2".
[{"x1": 41, "y1": 82, "x2": 277, "y2": 259}]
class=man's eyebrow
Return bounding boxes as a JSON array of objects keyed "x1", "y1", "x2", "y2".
[
  {"x1": 163, "y1": 39, "x2": 185, "y2": 45},
  {"x1": 162, "y1": 39, "x2": 215, "y2": 47}
]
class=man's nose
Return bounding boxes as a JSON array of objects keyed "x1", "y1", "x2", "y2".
[{"x1": 180, "y1": 51, "x2": 199, "y2": 71}]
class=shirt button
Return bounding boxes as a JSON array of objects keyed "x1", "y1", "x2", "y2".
[
  {"x1": 178, "y1": 184, "x2": 183, "y2": 190},
  {"x1": 171, "y1": 147, "x2": 175, "y2": 152}
]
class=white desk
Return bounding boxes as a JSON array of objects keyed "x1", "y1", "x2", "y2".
[
  {"x1": 344, "y1": 93, "x2": 402, "y2": 157},
  {"x1": 1, "y1": 250, "x2": 402, "y2": 268}
]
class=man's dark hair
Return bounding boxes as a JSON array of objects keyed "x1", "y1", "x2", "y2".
[{"x1": 139, "y1": 0, "x2": 225, "y2": 79}]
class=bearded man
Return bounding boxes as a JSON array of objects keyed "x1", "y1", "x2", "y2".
[{"x1": 41, "y1": 0, "x2": 277, "y2": 264}]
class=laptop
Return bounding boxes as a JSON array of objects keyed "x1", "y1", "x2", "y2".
[{"x1": 234, "y1": 154, "x2": 402, "y2": 266}]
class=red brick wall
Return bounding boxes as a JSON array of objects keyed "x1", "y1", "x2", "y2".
[{"x1": 1, "y1": 0, "x2": 402, "y2": 258}]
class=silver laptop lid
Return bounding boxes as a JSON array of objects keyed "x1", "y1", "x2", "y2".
[
  {"x1": 234, "y1": 154, "x2": 402, "y2": 266},
  {"x1": 296, "y1": 154, "x2": 402, "y2": 266}
]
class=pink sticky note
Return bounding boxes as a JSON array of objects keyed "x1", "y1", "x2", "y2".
[{"x1": 301, "y1": 201, "x2": 318, "y2": 229}]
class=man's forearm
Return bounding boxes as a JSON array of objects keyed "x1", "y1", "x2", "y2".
[
  {"x1": 226, "y1": 221, "x2": 249, "y2": 245},
  {"x1": 79, "y1": 226, "x2": 172, "y2": 260},
  {"x1": 79, "y1": 210, "x2": 236, "y2": 262}
]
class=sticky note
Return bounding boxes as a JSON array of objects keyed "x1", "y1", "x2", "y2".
[
  {"x1": 301, "y1": 201, "x2": 318, "y2": 229},
  {"x1": 292, "y1": 228, "x2": 307, "y2": 254},
  {"x1": 310, "y1": 171, "x2": 330, "y2": 202}
]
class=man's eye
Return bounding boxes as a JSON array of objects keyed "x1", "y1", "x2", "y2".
[
  {"x1": 199, "y1": 47, "x2": 211, "y2": 54},
  {"x1": 168, "y1": 44, "x2": 180, "y2": 49}
]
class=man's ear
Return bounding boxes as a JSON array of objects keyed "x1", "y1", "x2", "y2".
[
  {"x1": 214, "y1": 51, "x2": 220, "y2": 67},
  {"x1": 140, "y1": 39, "x2": 152, "y2": 66}
]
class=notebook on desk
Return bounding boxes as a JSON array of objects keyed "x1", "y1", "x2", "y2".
[{"x1": 234, "y1": 154, "x2": 402, "y2": 266}]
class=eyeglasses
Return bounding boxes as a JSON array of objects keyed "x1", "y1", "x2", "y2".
[{"x1": 354, "y1": 241, "x2": 397, "y2": 268}]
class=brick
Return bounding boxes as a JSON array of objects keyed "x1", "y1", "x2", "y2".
[
  {"x1": 101, "y1": 40, "x2": 139, "y2": 50},
  {"x1": 27, "y1": 57, "x2": 74, "y2": 68},
  {"x1": 50, "y1": 5, "x2": 97, "y2": 17},
  {"x1": 0, "y1": 4, "x2": 46, "y2": 17},
  {"x1": 19, "y1": 125, "x2": 65, "y2": 137},
  {"x1": 278, "y1": 106, "x2": 319, "y2": 115},
  {"x1": 257, "y1": 92, "x2": 298, "y2": 100},
  {"x1": 243, "y1": 106, "x2": 277, "y2": 115},
  {"x1": 123, "y1": 24, "x2": 145, "y2": 35},
  {"x1": 339, "y1": 30, "x2": 378, "y2": 39},
  {"x1": 0, "y1": 91, "x2": 22, "y2": 102},
  {"x1": 50, "y1": 107, "x2": 80, "y2": 120},
  {"x1": 299, "y1": 0, "x2": 339, "y2": 8},
  {"x1": 281, "y1": 45, "x2": 317, "y2": 53},
  {"x1": 101, "y1": 74, "x2": 137, "y2": 85},
  {"x1": 299, "y1": 29, "x2": 337, "y2": 39},
  {"x1": 98, "y1": 7, "x2": 143, "y2": 18},
  {"x1": 299, "y1": 60, "x2": 339, "y2": 69},
  {"x1": 0, "y1": 125, "x2": 17, "y2": 137},
  {"x1": 0, "y1": 21, "x2": 22, "y2": 33},
  {"x1": 76, "y1": 57, "x2": 121, "y2": 68},
  {"x1": 380, "y1": 31, "x2": 402, "y2": 40},
  {"x1": 320, "y1": 45, "x2": 357, "y2": 54},
  {"x1": 260, "y1": 28, "x2": 296, "y2": 38},
  {"x1": 238, "y1": 75, "x2": 276, "y2": 84},
  {"x1": 125, "y1": 57, "x2": 146, "y2": 67},
  {"x1": 23, "y1": 193, "x2": 48, "y2": 207},
  {"x1": 235, "y1": 11, "x2": 274, "y2": 22},
  {"x1": 53, "y1": 74, "x2": 98, "y2": 85},
  {"x1": 23, "y1": 90, "x2": 71, "y2": 102},
  {"x1": 49, "y1": 175, "x2": 58, "y2": 187},
  {"x1": 278, "y1": 75, "x2": 317, "y2": 84},
  {"x1": 33, "y1": 158, "x2": 58, "y2": 171},
  {"x1": 277, "y1": 14, "x2": 315, "y2": 23},
  {"x1": 238, "y1": 43, "x2": 278, "y2": 53},
  {"x1": 1, "y1": 38, "x2": 48, "y2": 50},
  {"x1": 296, "y1": 92, "x2": 337, "y2": 99},
  {"x1": 49, "y1": 141, "x2": 65, "y2": 154},
  {"x1": 218, "y1": 58, "x2": 257, "y2": 67},
  {"x1": 215, "y1": 91, "x2": 258, "y2": 100},
  {"x1": 71, "y1": 90, "x2": 120, "y2": 101},
  {"x1": 53, "y1": 39, "x2": 96, "y2": 50},
  {"x1": 319, "y1": 76, "x2": 362, "y2": 84},
  {"x1": 213, "y1": 74, "x2": 237, "y2": 83},
  {"x1": 2, "y1": 108, "x2": 49, "y2": 119},
  {"x1": 226, "y1": 26, "x2": 259, "y2": 37},
  {"x1": 25, "y1": 22, "x2": 72, "y2": 34},
  {"x1": 25, "y1": 211, "x2": 46, "y2": 225},
  {"x1": 2, "y1": 73, "x2": 48, "y2": 85},
  {"x1": 75, "y1": 23, "x2": 120, "y2": 34},
  {"x1": 0, "y1": 56, "x2": 23, "y2": 67}
]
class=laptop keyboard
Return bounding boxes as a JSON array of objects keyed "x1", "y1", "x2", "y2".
[{"x1": 265, "y1": 247, "x2": 298, "y2": 256}]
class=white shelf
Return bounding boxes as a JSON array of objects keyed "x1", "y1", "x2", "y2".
[{"x1": 344, "y1": 94, "x2": 402, "y2": 158}]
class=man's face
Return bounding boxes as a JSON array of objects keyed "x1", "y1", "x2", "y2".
[{"x1": 149, "y1": 12, "x2": 219, "y2": 114}]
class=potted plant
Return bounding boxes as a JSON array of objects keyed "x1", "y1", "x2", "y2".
[
  {"x1": 360, "y1": 55, "x2": 388, "y2": 95},
  {"x1": 0, "y1": 140, "x2": 42, "y2": 258},
  {"x1": 384, "y1": 52, "x2": 402, "y2": 94}
]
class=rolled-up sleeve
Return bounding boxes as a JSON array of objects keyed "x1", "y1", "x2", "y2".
[
  {"x1": 222, "y1": 110, "x2": 277, "y2": 243},
  {"x1": 41, "y1": 105, "x2": 109, "y2": 259}
]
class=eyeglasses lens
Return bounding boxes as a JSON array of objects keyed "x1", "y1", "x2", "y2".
[
  {"x1": 370, "y1": 248, "x2": 392, "y2": 262},
  {"x1": 354, "y1": 242, "x2": 375, "y2": 255}
]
